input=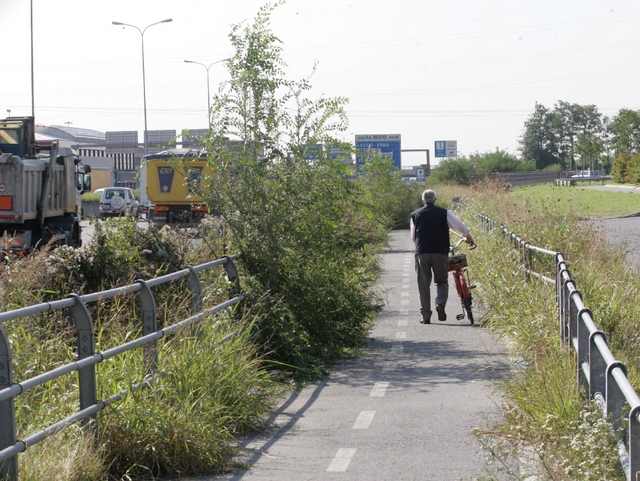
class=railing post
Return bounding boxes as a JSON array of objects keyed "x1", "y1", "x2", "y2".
[
  {"x1": 555, "y1": 254, "x2": 565, "y2": 323},
  {"x1": 67, "y1": 293, "x2": 98, "y2": 433},
  {"x1": 576, "y1": 308, "x2": 592, "y2": 389},
  {"x1": 0, "y1": 326, "x2": 18, "y2": 481},
  {"x1": 135, "y1": 280, "x2": 158, "y2": 373},
  {"x1": 187, "y1": 267, "x2": 203, "y2": 314},
  {"x1": 589, "y1": 331, "x2": 608, "y2": 400},
  {"x1": 606, "y1": 361, "x2": 628, "y2": 434},
  {"x1": 606, "y1": 364, "x2": 630, "y2": 480},
  {"x1": 523, "y1": 242, "x2": 532, "y2": 283},
  {"x1": 222, "y1": 256, "x2": 241, "y2": 298},
  {"x1": 566, "y1": 290, "x2": 581, "y2": 346},
  {"x1": 629, "y1": 406, "x2": 640, "y2": 481},
  {"x1": 568, "y1": 291, "x2": 582, "y2": 343}
]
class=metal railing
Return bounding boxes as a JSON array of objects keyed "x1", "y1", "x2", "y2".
[
  {"x1": 479, "y1": 214, "x2": 640, "y2": 480},
  {"x1": 0, "y1": 254, "x2": 243, "y2": 480},
  {"x1": 485, "y1": 171, "x2": 560, "y2": 187}
]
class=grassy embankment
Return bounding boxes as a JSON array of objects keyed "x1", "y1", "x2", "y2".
[{"x1": 452, "y1": 181, "x2": 640, "y2": 479}]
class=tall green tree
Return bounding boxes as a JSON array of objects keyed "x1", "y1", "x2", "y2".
[
  {"x1": 607, "y1": 108, "x2": 640, "y2": 158},
  {"x1": 520, "y1": 101, "x2": 605, "y2": 171},
  {"x1": 520, "y1": 103, "x2": 558, "y2": 169},
  {"x1": 194, "y1": 2, "x2": 383, "y2": 375},
  {"x1": 572, "y1": 104, "x2": 603, "y2": 172}
]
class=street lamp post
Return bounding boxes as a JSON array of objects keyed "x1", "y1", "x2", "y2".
[
  {"x1": 183, "y1": 58, "x2": 228, "y2": 124},
  {"x1": 112, "y1": 18, "x2": 172, "y2": 156}
]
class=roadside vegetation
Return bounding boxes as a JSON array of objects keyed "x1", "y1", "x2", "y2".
[
  {"x1": 0, "y1": 3, "x2": 422, "y2": 480},
  {"x1": 6, "y1": 1, "x2": 640, "y2": 480},
  {"x1": 447, "y1": 179, "x2": 639, "y2": 480}
]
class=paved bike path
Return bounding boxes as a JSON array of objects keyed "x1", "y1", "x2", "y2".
[{"x1": 204, "y1": 230, "x2": 509, "y2": 481}]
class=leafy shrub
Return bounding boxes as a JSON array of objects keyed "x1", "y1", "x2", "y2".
[
  {"x1": 47, "y1": 217, "x2": 189, "y2": 294},
  {"x1": 356, "y1": 157, "x2": 423, "y2": 230},
  {"x1": 81, "y1": 192, "x2": 101, "y2": 203},
  {"x1": 611, "y1": 152, "x2": 640, "y2": 184},
  {"x1": 430, "y1": 157, "x2": 476, "y2": 185}
]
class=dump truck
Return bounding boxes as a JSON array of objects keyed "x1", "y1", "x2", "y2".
[
  {"x1": 142, "y1": 149, "x2": 211, "y2": 226},
  {"x1": 0, "y1": 117, "x2": 92, "y2": 253}
]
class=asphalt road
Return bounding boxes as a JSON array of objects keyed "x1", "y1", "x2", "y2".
[
  {"x1": 591, "y1": 216, "x2": 640, "y2": 269},
  {"x1": 186, "y1": 230, "x2": 510, "y2": 481},
  {"x1": 580, "y1": 184, "x2": 640, "y2": 270}
]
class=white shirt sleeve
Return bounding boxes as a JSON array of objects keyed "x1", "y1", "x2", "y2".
[{"x1": 447, "y1": 210, "x2": 470, "y2": 237}]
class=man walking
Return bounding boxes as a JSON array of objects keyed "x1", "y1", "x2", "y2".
[{"x1": 410, "y1": 189, "x2": 474, "y2": 324}]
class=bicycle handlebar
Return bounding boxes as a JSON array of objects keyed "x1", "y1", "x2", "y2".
[{"x1": 450, "y1": 237, "x2": 477, "y2": 252}]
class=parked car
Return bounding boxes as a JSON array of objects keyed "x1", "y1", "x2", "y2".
[{"x1": 99, "y1": 188, "x2": 140, "y2": 218}]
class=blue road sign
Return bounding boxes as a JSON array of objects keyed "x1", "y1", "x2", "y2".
[
  {"x1": 435, "y1": 140, "x2": 457, "y2": 158},
  {"x1": 355, "y1": 134, "x2": 401, "y2": 169}
]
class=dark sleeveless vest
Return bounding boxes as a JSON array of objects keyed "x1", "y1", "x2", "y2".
[{"x1": 411, "y1": 204, "x2": 450, "y2": 255}]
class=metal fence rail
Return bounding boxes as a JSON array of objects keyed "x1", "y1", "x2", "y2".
[
  {"x1": 0, "y1": 254, "x2": 243, "y2": 480},
  {"x1": 479, "y1": 214, "x2": 640, "y2": 480},
  {"x1": 485, "y1": 171, "x2": 560, "y2": 187}
]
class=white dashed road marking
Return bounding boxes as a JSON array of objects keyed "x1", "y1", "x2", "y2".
[
  {"x1": 397, "y1": 319, "x2": 408, "y2": 327},
  {"x1": 391, "y1": 344, "x2": 403, "y2": 353},
  {"x1": 370, "y1": 382, "x2": 389, "y2": 397},
  {"x1": 383, "y1": 361, "x2": 397, "y2": 371},
  {"x1": 327, "y1": 448, "x2": 357, "y2": 472},
  {"x1": 352, "y1": 411, "x2": 376, "y2": 429},
  {"x1": 395, "y1": 332, "x2": 406, "y2": 339}
]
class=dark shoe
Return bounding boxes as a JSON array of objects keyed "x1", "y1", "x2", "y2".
[
  {"x1": 420, "y1": 317, "x2": 431, "y2": 324},
  {"x1": 436, "y1": 304, "x2": 446, "y2": 321}
]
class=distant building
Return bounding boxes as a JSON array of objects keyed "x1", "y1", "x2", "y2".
[{"x1": 33, "y1": 124, "x2": 192, "y2": 190}]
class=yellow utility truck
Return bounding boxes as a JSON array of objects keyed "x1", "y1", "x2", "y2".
[{"x1": 142, "y1": 149, "x2": 210, "y2": 226}]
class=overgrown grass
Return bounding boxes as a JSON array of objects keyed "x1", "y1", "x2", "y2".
[
  {"x1": 0, "y1": 218, "x2": 286, "y2": 480},
  {"x1": 459, "y1": 180, "x2": 633, "y2": 479},
  {"x1": 99, "y1": 314, "x2": 279, "y2": 479}
]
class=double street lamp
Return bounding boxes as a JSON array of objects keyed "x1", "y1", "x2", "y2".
[
  {"x1": 112, "y1": 18, "x2": 173, "y2": 156},
  {"x1": 183, "y1": 58, "x2": 228, "y2": 124}
]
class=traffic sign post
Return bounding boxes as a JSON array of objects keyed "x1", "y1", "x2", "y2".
[{"x1": 356, "y1": 134, "x2": 402, "y2": 169}]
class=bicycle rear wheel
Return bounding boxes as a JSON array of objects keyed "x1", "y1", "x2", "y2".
[
  {"x1": 458, "y1": 273, "x2": 474, "y2": 325},
  {"x1": 463, "y1": 296, "x2": 474, "y2": 325}
]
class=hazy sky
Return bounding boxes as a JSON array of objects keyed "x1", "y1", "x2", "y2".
[{"x1": 2, "y1": 0, "x2": 640, "y2": 166}]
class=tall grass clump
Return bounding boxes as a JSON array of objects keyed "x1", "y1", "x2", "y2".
[
  {"x1": 463, "y1": 180, "x2": 626, "y2": 478},
  {"x1": 99, "y1": 313, "x2": 279, "y2": 479},
  {"x1": 0, "y1": 214, "x2": 286, "y2": 479}
]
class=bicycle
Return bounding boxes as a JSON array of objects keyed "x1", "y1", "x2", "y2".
[{"x1": 448, "y1": 234, "x2": 477, "y2": 325}]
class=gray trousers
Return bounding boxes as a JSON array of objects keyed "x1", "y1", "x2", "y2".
[{"x1": 415, "y1": 253, "x2": 449, "y2": 321}]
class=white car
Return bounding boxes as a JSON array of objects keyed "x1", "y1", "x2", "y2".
[{"x1": 99, "y1": 188, "x2": 140, "y2": 218}]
